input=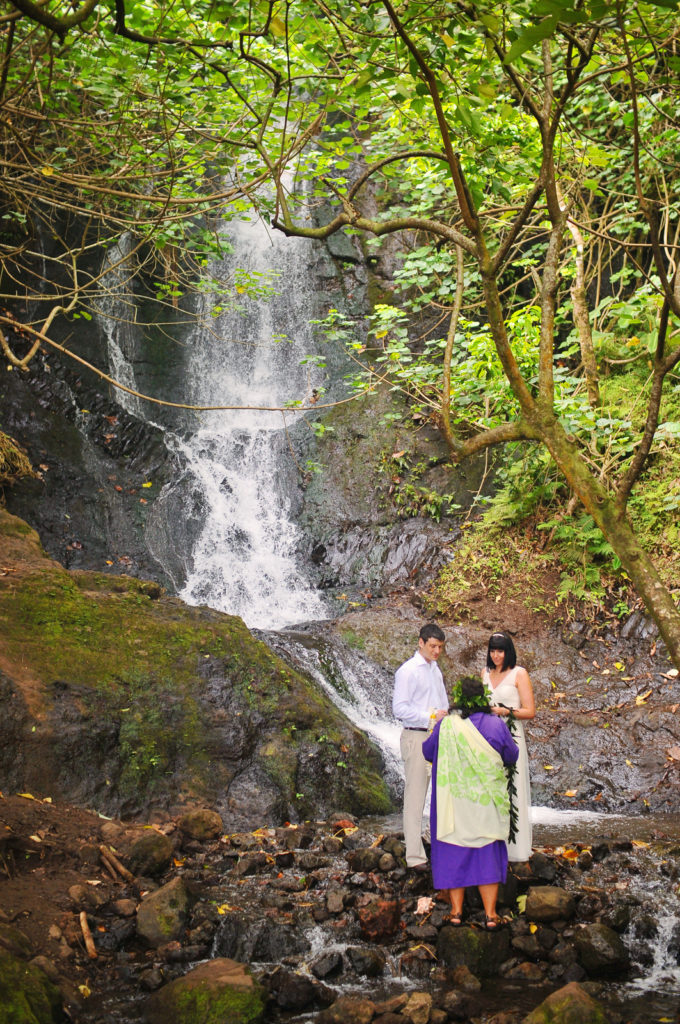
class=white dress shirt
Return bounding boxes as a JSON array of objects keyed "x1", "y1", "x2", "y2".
[{"x1": 393, "y1": 650, "x2": 448, "y2": 729}]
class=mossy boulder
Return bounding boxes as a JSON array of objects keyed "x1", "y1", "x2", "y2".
[
  {"x1": 136, "y1": 876, "x2": 190, "y2": 947},
  {"x1": 0, "y1": 950, "x2": 63, "y2": 1024},
  {"x1": 0, "y1": 509, "x2": 393, "y2": 825},
  {"x1": 436, "y1": 923, "x2": 511, "y2": 977},
  {"x1": 523, "y1": 981, "x2": 611, "y2": 1024},
  {"x1": 145, "y1": 958, "x2": 265, "y2": 1024}
]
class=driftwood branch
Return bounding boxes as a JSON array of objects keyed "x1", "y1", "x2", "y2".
[{"x1": 79, "y1": 911, "x2": 98, "y2": 960}]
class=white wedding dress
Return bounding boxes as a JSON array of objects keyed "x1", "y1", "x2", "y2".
[{"x1": 483, "y1": 666, "x2": 533, "y2": 862}]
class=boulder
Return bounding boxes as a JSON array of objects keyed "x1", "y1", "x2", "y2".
[
  {"x1": 523, "y1": 981, "x2": 611, "y2": 1023},
  {"x1": 403, "y1": 991, "x2": 432, "y2": 1024},
  {"x1": 0, "y1": 949, "x2": 63, "y2": 1024},
  {"x1": 128, "y1": 830, "x2": 174, "y2": 878},
  {"x1": 136, "y1": 876, "x2": 190, "y2": 947},
  {"x1": 178, "y1": 808, "x2": 223, "y2": 841},
  {"x1": 525, "y1": 886, "x2": 575, "y2": 923},
  {"x1": 145, "y1": 957, "x2": 265, "y2": 1024},
  {"x1": 346, "y1": 945, "x2": 387, "y2": 977},
  {"x1": 436, "y1": 923, "x2": 511, "y2": 977},
  {"x1": 318, "y1": 995, "x2": 375, "y2": 1024},
  {"x1": 573, "y1": 923, "x2": 630, "y2": 975},
  {"x1": 357, "y1": 898, "x2": 401, "y2": 942}
]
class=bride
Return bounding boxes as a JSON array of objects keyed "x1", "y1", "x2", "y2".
[{"x1": 482, "y1": 631, "x2": 535, "y2": 862}]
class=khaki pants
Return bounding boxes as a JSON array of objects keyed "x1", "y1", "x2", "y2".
[{"x1": 400, "y1": 728, "x2": 432, "y2": 867}]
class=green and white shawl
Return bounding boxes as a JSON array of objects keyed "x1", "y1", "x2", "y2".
[{"x1": 435, "y1": 714, "x2": 510, "y2": 848}]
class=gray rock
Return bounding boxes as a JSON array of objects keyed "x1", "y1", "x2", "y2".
[
  {"x1": 136, "y1": 876, "x2": 190, "y2": 947},
  {"x1": 526, "y1": 886, "x2": 576, "y2": 923},
  {"x1": 573, "y1": 923, "x2": 630, "y2": 975}
]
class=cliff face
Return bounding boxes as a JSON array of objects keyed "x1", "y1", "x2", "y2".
[{"x1": 0, "y1": 509, "x2": 393, "y2": 824}]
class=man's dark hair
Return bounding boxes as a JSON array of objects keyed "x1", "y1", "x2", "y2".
[
  {"x1": 419, "y1": 623, "x2": 445, "y2": 643},
  {"x1": 486, "y1": 631, "x2": 517, "y2": 671}
]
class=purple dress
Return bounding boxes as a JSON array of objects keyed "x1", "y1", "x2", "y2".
[{"x1": 422, "y1": 713, "x2": 519, "y2": 889}]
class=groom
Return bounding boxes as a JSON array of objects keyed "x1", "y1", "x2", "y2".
[{"x1": 392, "y1": 623, "x2": 448, "y2": 870}]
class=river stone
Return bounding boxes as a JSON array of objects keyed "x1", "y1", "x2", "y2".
[
  {"x1": 267, "y1": 967, "x2": 317, "y2": 1011},
  {"x1": 318, "y1": 995, "x2": 375, "y2": 1024},
  {"x1": 136, "y1": 876, "x2": 190, "y2": 947},
  {"x1": 347, "y1": 945, "x2": 387, "y2": 976},
  {"x1": 311, "y1": 951, "x2": 343, "y2": 979},
  {"x1": 346, "y1": 847, "x2": 382, "y2": 872},
  {"x1": 522, "y1": 980, "x2": 611, "y2": 1023},
  {"x1": 573, "y1": 923, "x2": 630, "y2": 975},
  {"x1": 526, "y1": 886, "x2": 575, "y2": 922},
  {"x1": 0, "y1": 949, "x2": 63, "y2": 1024},
  {"x1": 436, "y1": 924, "x2": 510, "y2": 977},
  {"x1": 128, "y1": 830, "x2": 174, "y2": 878},
  {"x1": 357, "y1": 898, "x2": 401, "y2": 942},
  {"x1": 403, "y1": 991, "x2": 432, "y2": 1024},
  {"x1": 178, "y1": 807, "x2": 223, "y2": 841},
  {"x1": 145, "y1": 957, "x2": 265, "y2": 1024}
]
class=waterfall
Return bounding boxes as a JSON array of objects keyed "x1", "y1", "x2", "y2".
[
  {"x1": 97, "y1": 232, "x2": 144, "y2": 418},
  {"x1": 163, "y1": 204, "x2": 329, "y2": 630}
]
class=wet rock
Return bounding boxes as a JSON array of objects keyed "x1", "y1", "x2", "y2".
[
  {"x1": 449, "y1": 963, "x2": 481, "y2": 992},
  {"x1": 346, "y1": 945, "x2": 386, "y2": 976},
  {"x1": 0, "y1": 949, "x2": 63, "y2": 1024},
  {"x1": 529, "y1": 851, "x2": 557, "y2": 883},
  {"x1": 511, "y1": 933, "x2": 542, "y2": 959},
  {"x1": 178, "y1": 808, "x2": 223, "y2": 841},
  {"x1": 523, "y1": 980, "x2": 611, "y2": 1023},
  {"x1": 326, "y1": 889, "x2": 348, "y2": 914},
  {"x1": 112, "y1": 899, "x2": 138, "y2": 917},
  {"x1": 136, "y1": 876, "x2": 190, "y2": 947},
  {"x1": 318, "y1": 994, "x2": 375, "y2": 1024},
  {"x1": 311, "y1": 951, "x2": 343, "y2": 979},
  {"x1": 439, "y1": 989, "x2": 471, "y2": 1020},
  {"x1": 403, "y1": 991, "x2": 432, "y2": 1024},
  {"x1": 266, "y1": 966, "x2": 318, "y2": 1010},
  {"x1": 373, "y1": 993, "x2": 409, "y2": 1015},
  {"x1": 145, "y1": 957, "x2": 266, "y2": 1024},
  {"x1": 347, "y1": 847, "x2": 383, "y2": 873},
  {"x1": 213, "y1": 912, "x2": 311, "y2": 962},
  {"x1": 357, "y1": 897, "x2": 401, "y2": 942},
  {"x1": 525, "y1": 886, "x2": 575, "y2": 923},
  {"x1": 504, "y1": 961, "x2": 546, "y2": 983},
  {"x1": 573, "y1": 923, "x2": 630, "y2": 975},
  {"x1": 128, "y1": 831, "x2": 174, "y2": 878},
  {"x1": 379, "y1": 852, "x2": 396, "y2": 871},
  {"x1": 437, "y1": 924, "x2": 511, "y2": 977}
]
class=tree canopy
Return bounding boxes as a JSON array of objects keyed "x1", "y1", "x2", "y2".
[{"x1": 2, "y1": 0, "x2": 680, "y2": 665}]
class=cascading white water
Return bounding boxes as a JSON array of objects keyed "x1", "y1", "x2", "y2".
[
  {"x1": 168, "y1": 205, "x2": 329, "y2": 630},
  {"x1": 98, "y1": 231, "x2": 144, "y2": 419}
]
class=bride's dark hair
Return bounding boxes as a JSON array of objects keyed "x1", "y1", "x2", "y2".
[{"x1": 486, "y1": 631, "x2": 517, "y2": 671}]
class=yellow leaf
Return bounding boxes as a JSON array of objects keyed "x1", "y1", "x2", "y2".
[
  {"x1": 543, "y1": 765, "x2": 554, "y2": 771},
  {"x1": 216, "y1": 903, "x2": 233, "y2": 915},
  {"x1": 142, "y1": 481, "x2": 153, "y2": 488},
  {"x1": 269, "y1": 15, "x2": 286, "y2": 35},
  {"x1": 516, "y1": 895, "x2": 527, "y2": 913},
  {"x1": 635, "y1": 690, "x2": 652, "y2": 705},
  {"x1": 625, "y1": 759, "x2": 633, "y2": 766},
  {"x1": 564, "y1": 790, "x2": 578, "y2": 798},
  {"x1": 78, "y1": 984, "x2": 91, "y2": 998},
  {"x1": 29, "y1": 834, "x2": 42, "y2": 843},
  {"x1": 17, "y1": 793, "x2": 36, "y2": 800},
  {"x1": 40, "y1": 166, "x2": 54, "y2": 176},
  {"x1": 529, "y1": 922, "x2": 537, "y2": 933},
  {"x1": 631, "y1": 840, "x2": 649, "y2": 848}
]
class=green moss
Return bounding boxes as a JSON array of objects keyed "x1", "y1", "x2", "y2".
[
  {"x1": 172, "y1": 982, "x2": 265, "y2": 1024},
  {"x1": 0, "y1": 951, "x2": 62, "y2": 1024}
]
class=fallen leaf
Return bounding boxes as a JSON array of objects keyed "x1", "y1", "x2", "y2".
[
  {"x1": 78, "y1": 984, "x2": 91, "y2": 998},
  {"x1": 631, "y1": 840, "x2": 649, "y2": 848},
  {"x1": 662, "y1": 669, "x2": 679, "y2": 679},
  {"x1": 625, "y1": 759, "x2": 633, "y2": 766},
  {"x1": 564, "y1": 790, "x2": 578, "y2": 798},
  {"x1": 29, "y1": 834, "x2": 42, "y2": 842},
  {"x1": 543, "y1": 765, "x2": 554, "y2": 771},
  {"x1": 416, "y1": 896, "x2": 434, "y2": 915},
  {"x1": 17, "y1": 792, "x2": 36, "y2": 800},
  {"x1": 635, "y1": 690, "x2": 652, "y2": 705},
  {"x1": 667, "y1": 746, "x2": 680, "y2": 761},
  {"x1": 142, "y1": 481, "x2": 153, "y2": 488}
]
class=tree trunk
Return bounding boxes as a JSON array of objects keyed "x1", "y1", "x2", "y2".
[{"x1": 540, "y1": 417, "x2": 680, "y2": 669}]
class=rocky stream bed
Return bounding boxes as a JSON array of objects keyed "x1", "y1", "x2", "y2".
[{"x1": 2, "y1": 793, "x2": 680, "y2": 1024}]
